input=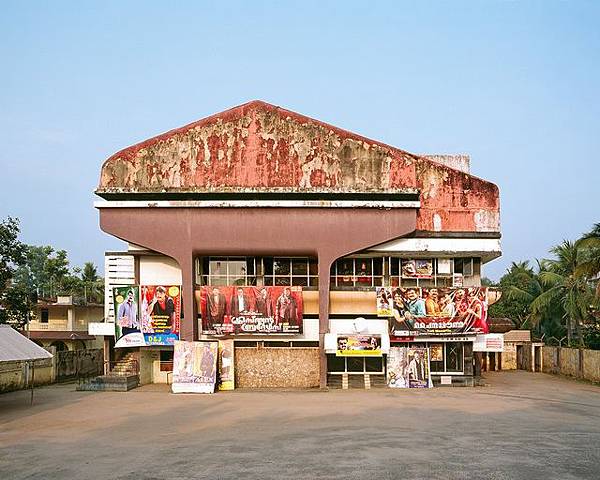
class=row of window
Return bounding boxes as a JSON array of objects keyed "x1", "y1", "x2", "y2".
[
  {"x1": 196, "y1": 256, "x2": 478, "y2": 288},
  {"x1": 327, "y1": 342, "x2": 464, "y2": 374}
]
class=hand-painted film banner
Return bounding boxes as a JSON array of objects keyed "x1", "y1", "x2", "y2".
[
  {"x1": 336, "y1": 335, "x2": 382, "y2": 357},
  {"x1": 172, "y1": 341, "x2": 218, "y2": 394},
  {"x1": 377, "y1": 286, "x2": 492, "y2": 336},
  {"x1": 114, "y1": 285, "x2": 181, "y2": 347},
  {"x1": 198, "y1": 286, "x2": 303, "y2": 335},
  {"x1": 387, "y1": 346, "x2": 432, "y2": 388}
]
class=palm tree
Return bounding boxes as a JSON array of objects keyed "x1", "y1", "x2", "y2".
[
  {"x1": 81, "y1": 262, "x2": 103, "y2": 303},
  {"x1": 575, "y1": 223, "x2": 600, "y2": 296},
  {"x1": 531, "y1": 241, "x2": 595, "y2": 346}
]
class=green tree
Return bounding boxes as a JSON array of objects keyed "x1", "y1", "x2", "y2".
[
  {"x1": 575, "y1": 223, "x2": 600, "y2": 296},
  {"x1": 80, "y1": 261, "x2": 104, "y2": 303},
  {"x1": 0, "y1": 217, "x2": 29, "y2": 327}
]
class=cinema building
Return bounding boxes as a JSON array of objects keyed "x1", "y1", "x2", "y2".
[{"x1": 95, "y1": 100, "x2": 501, "y2": 389}]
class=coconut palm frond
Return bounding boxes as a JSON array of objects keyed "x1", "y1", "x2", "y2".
[{"x1": 538, "y1": 271, "x2": 564, "y2": 288}]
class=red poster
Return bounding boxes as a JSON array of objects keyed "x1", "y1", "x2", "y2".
[{"x1": 198, "y1": 286, "x2": 303, "y2": 335}]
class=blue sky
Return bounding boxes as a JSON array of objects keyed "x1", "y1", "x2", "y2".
[{"x1": 1, "y1": 1, "x2": 598, "y2": 280}]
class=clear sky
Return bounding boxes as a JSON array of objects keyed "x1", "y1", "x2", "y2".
[{"x1": 1, "y1": 1, "x2": 598, "y2": 280}]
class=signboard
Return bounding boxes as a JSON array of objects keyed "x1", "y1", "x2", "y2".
[
  {"x1": 172, "y1": 341, "x2": 218, "y2": 393},
  {"x1": 336, "y1": 335, "x2": 381, "y2": 357},
  {"x1": 387, "y1": 346, "x2": 432, "y2": 388},
  {"x1": 114, "y1": 286, "x2": 145, "y2": 348},
  {"x1": 141, "y1": 285, "x2": 181, "y2": 346},
  {"x1": 218, "y1": 339, "x2": 235, "y2": 391},
  {"x1": 198, "y1": 286, "x2": 303, "y2": 335},
  {"x1": 473, "y1": 334, "x2": 504, "y2": 352},
  {"x1": 379, "y1": 287, "x2": 492, "y2": 337}
]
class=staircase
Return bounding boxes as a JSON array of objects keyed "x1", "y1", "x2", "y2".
[{"x1": 77, "y1": 352, "x2": 140, "y2": 392}]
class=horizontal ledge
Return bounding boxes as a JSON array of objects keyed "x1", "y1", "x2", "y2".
[{"x1": 94, "y1": 200, "x2": 421, "y2": 209}]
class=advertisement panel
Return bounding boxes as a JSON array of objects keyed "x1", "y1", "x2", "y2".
[
  {"x1": 141, "y1": 285, "x2": 181, "y2": 346},
  {"x1": 387, "y1": 346, "x2": 432, "y2": 388},
  {"x1": 198, "y1": 286, "x2": 303, "y2": 335},
  {"x1": 473, "y1": 334, "x2": 504, "y2": 352},
  {"x1": 172, "y1": 341, "x2": 218, "y2": 393},
  {"x1": 378, "y1": 286, "x2": 492, "y2": 337},
  {"x1": 218, "y1": 339, "x2": 235, "y2": 391},
  {"x1": 114, "y1": 286, "x2": 145, "y2": 348},
  {"x1": 336, "y1": 335, "x2": 382, "y2": 357}
]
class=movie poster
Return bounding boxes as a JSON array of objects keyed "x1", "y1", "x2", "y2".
[
  {"x1": 198, "y1": 286, "x2": 303, "y2": 335},
  {"x1": 172, "y1": 341, "x2": 218, "y2": 394},
  {"x1": 336, "y1": 335, "x2": 382, "y2": 357},
  {"x1": 378, "y1": 286, "x2": 493, "y2": 337},
  {"x1": 401, "y1": 259, "x2": 433, "y2": 278},
  {"x1": 387, "y1": 347, "x2": 410, "y2": 388},
  {"x1": 218, "y1": 339, "x2": 235, "y2": 391},
  {"x1": 407, "y1": 347, "x2": 432, "y2": 388},
  {"x1": 113, "y1": 286, "x2": 145, "y2": 348},
  {"x1": 141, "y1": 285, "x2": 181, "y2": 346},
  {"x1": 376, "y1": 287, "x2": 393, "y2": 317}
]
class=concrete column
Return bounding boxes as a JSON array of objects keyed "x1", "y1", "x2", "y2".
[
  {"x1": 179, "y1": 255, "x2": 197, "y2": 342},
  {"x1": 318, "y1": 255, "x2": 334, "y2": 389}
]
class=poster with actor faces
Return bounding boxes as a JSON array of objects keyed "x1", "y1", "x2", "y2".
[
  {"x1": 378, "y1": 286, "x2": 493, "y2": 336},
  {"x1": 197, "y1": 286, "x2": 303, "y2": 335},
  {"x1": 113, "y1": 286, "x2": 145, "y2": 348},
  {"x1": 140, "y1": 285, "x2": 181, "y2": 346},
  {"x1": 172, "y1": 340, "x2": 218, "y2": 394},
  {"x1": 387, "y1": 347, "x2": 432, "y2": 388}
]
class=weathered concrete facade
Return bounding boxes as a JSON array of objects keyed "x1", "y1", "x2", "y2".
[{"x1": 95, "y1": 101, "x2": 501, "y2": 388}]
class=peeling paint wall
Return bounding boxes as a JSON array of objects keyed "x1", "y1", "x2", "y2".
[{"x1": 97, "y1": 101, "x2": 500, "y2": 233}]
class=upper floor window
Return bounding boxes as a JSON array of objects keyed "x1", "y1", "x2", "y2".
[
  {"x1": 40, "y1": 308, "x2": 49, "y2": 323},
  {"x1": 330, "y1": 257, "x2": 384, "y2": 288},
  {"x1": 196, "y1": 257, "x2": 317, "y2": 287}
]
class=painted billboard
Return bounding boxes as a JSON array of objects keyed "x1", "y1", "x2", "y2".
[
  {"x1": 198, "y1": 286, "x2": 303, "y2": 335},
  {"x1": 336, "y1": 335, "x2": 382, "y2": 357},
  {"x1": 387, "y1": 346, "x2": 432, "y2": 388},
  {"x1": 218, "y1": 339, "x2": 235, "y2": 391},
  {"x1": 114, "y1": 286, "x2": 145, "y2": 348},
  {"x1": 377, "y1": 287, "x2": 491, "y2": 337},
  {"x1": 141, "y1": 285, "x2": 181, "y2": 346},
  {"x1": 172, "y1": 341, "x2": 218, "y2": 393}
]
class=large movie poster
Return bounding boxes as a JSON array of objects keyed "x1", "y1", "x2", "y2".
[
  {"x1": 172, "y1": 341, "x2": 218, "y2": 394},
  {"x1": 377, "y1": 287, "x2": 491, "y2": 337},
  {"x1": 114, "y1": 286, "x2": 145, "y2": 348},
  {"x1": 141, "y1": 285, "x2": 181, "y2": 346},
  {"x1": 198, "y1": 286, "x2": 303, "y2": 335},
  {"x1": 387, "y1": 347, "x2": 432, "y2": 389}
]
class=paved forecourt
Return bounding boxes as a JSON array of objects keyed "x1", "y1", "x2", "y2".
[{"x1": 0, "y1": 371, "x2": 599, "y2": 480}]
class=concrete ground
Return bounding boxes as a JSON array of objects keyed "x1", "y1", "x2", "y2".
[{"x1": 0, "y1": 371, "x2": 599, "y2": 480}]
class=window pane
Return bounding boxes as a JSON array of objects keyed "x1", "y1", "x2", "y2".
[
  {"x1": 373, "y1": 258, "x2": 383, "y2": 276},
  {"x1": 292, "y1": 276, "x2": 308, "y2": 286},
  {"x1": 356, "y1": 258, "x2": 372, "y2": 276},
  {"x1": 463, "y1": 259, "x2": 473, "y2": 277},
  {"x1": 309, "y1": 276, "x2": 319, "y2": 287},
  {"x1": 347, "y1": 357, "x2": 364, "y2": 372},
  {"x1": 210, "y1": 259, "x2": 226, "y2": 276},
  {"x1": 263, "y1": 258, "x2": 273, "y2": 276},
  {"x1": 327, "y1": 355, "x2": 346, "y2": 372},
  {"x1": 275, "y1": 277, "x2": 291, "y2": 286},
  {"x1": 274, "y1": 258, "x2": 290, "y2": 276},
  {"x1": 292, "y1": 259, "x2": 308, "y2": 275},
  {"x1": 308, "y1": 259, "x2": 318, "y2": 275},
  {"x1": 246, "y1": 258, "x2": 255, "y2": 275},
  {"x1": 390, "y1": 258, "x2": 400, "y2": 276},
  {"x1": 337, "y1": 260, "x2": 353, "y2": 276},
  {"x1": 445, "y1": 342, "x2": 463, "y2": 372},
  {"x1": 365, "y1": 357, "x2": 382, "y2": 372},
  {"x1": 454, "y1": 258, "x2": 464, "y2": 274},
  {"x1": 228, "y1": 260, "x2": 247, "y2": 277},
  {"x1": 211, "y1": 276, "x2": 228, "y2": 286},
  {"x1": 263, "y1": 276, "x2": 274, "y2": 286}
]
